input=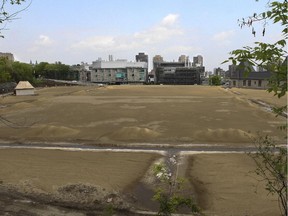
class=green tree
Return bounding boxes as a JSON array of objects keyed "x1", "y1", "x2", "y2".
[
  {"x1": 209, "y1": 75, "x2": 221, "y2": 86},
  {"x1": 224, "y1": 1, "x2": 287, "y2": 215},
  {"x1": 34, "y1": 62, "x2": 49, "y2": 78},
  {"x1": 0, "y1": 56, "x2": 12, "y2": 82},
  {"x1": 224, "y1": 0, "x2": 287, "y2": 112},
  {"x1": 11, "y1": 61, "x2": 34, "y2": 83},
  {"x1": 249, "y1": 135, "x2": 287, "y2": 216},
  {"x1": 152, "y1": 158, "x2": 200, "y2": 216}
]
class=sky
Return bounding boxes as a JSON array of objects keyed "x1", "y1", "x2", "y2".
[{"x1": 0, "y1": 0, "x2": 284, "y2": 71}]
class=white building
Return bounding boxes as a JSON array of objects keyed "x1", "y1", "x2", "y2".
[
  {"x1": 90, "y1": 57, "x2": 148, "y2": 84},
  {"x1": 15, "y1": 81, "x2": 35, "y2": 96}
]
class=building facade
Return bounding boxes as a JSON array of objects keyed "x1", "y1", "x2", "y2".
[
  {"x1": 136, "y1": 52, "x2": 148, "y2": 64},
  {"x1": 178, "y1": 55, "x2": 190, "y2": 65},
  {"x1": 14, "y1": 81, "x2": 35, "y2": 96},
  {"x1": 0, "y1": 52, "x2": 14, "y2": 61},
  {"x1": 193, "y1": 55, "x2": 203, "y2": 67},
  {"x1": 155, "y1": 62, "x2": 204, "y2": 85},
  {"x1": 229, "y1": 62, "x2": 271, "y2": 89},
  {"x1": 70, "y1": 62, "x2": 92, "y2": 82},
  {"x1": 152, "y1": 55, "x2": 164, "y2": 70},
  {"x1": 90, "y1": 58, "x2": 148, "y2": 84}
]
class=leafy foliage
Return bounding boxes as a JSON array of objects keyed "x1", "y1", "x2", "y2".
[
  {"x1": 152, "y1": 163, "x2": 200, "y2": 216},
  {"x1": 209, "y1": 75, "x2": 222, "y2": 86},
  {"x1": 224, "y1": 1, "x2": 288, "y2": 215},
  {"x1": 0, "y1": 58, "x2": 79, "y2": 84},
  {"x1": 0, "y1": 58, "x2": 35, "y2": 83},
  {"x1": 223, "y1": 0, "x2": 287, "y2": 113},
  {"x1": 11, "y1": 61, "x2": 34, "y2": 83},
  {"x1": 0, "y1": 0, "x2": 29, "y2": 37},
  {"x1": 249, "y1": 135, "x2": 287, "y2": 216},
  {"x1": 35, "y1": 62, "x2": 79, "y2": 81},
  {"x1": 0, "y1": 56, "x2": 12, "y2": 82}
]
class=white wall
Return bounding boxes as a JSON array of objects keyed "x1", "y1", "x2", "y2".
[{"x1": 15, "y1": 89, "x2": 35, "y2": 96}]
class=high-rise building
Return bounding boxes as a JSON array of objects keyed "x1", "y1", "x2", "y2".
[
  {"x1": 228, "y1": 64, "x2": 237, "y2": 78},
  {"x1": 136, "y1": 52, "x2": 148, "y2": 63},
  {"x1": 214, "y1": 67, "x2": 226, "y2": 77},
  {"x1": 108, "y1": 55, "x2": 113, "y2": 61},
  {"x1": 193, "y1": 55, "x2": 203, "y2": 67},
  {"x1": 90, "y1": 56, "x2": 148, "y2": 84},
  {"x1": 178, "y1": 55, "x2": 190, "y2": 66},
  {"x1": 155, "y1": 61, "x2": 204, "y2": 85},
  {"x1": 153, "y1": 55, "x2": 164, "y2": 70}
]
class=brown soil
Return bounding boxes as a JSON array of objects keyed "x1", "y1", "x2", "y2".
[
  {"x1": 0, "y1": 85, "x2": 286, "y2": 215},
  {"x1": 0, "y1": 148, "x2": 161, "y2": 215},
  {"x1": 0, "y1": 85, "x2": 286, "y2": 145},
  {"x1": 187, "y1": 153, "x2": 280, "y2": 216}
]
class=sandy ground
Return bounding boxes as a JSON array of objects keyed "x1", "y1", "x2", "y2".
[
  {"x1": 0, "y1": 85, "x2": 286, "y2": 215},
  {"x1": 0, "y1": 85, "x2": 286, "y2": 145},
  {"x1": 0, "y1": 148, "x2": 160, "y2": 192},
  {"x1": 187, "y1": 153, "x2": 280, "y2": 216},
  {"x1": 0, "y1": 148, "x2": 161, "y2": 215}
]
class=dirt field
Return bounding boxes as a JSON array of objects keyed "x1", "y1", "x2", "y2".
[
  {"x1": 0, "y1": 148, "x2": 161, "y2": 215},
  {"x1": 186, "y1": 153, "x2": 280, "y2": 216},
  {"x1": 0, "y1": 85, "x2": 286, "y2": 145},
  {"x1": 0, "y1": 85, "x2": 286, "y2": 215}
]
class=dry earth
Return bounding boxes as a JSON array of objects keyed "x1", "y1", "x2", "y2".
[
  {"x1": 186, "y1": 153, "x2": 280, "y2": 216},
  {"x1": 0, "y1": 148, "x2": 161, "y2": 215},
  {"x1": 0, "y1": 85, "x2": 286, "y2": 215},
  {"x1": 0, "y1": 85, "x2": 286, "y2": 145}
]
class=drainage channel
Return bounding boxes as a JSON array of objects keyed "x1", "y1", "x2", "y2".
[{"x1": 0, "y1": 143, "x2": 261, "y2": 153}]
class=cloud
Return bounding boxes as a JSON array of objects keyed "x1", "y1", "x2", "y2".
[
  {"x1": 212, "y1": 30, "x2": 235, "y2": 46},
  {"x1": 133, "y1": 27, "x2": 183, "y2": 44},
  {"x1": 161, "y1": 14, "x2": 179, "y2": 26},
  {"x1": 28, "y1": 35, "x2": 54, "y2": 53},
  {"x1": 133, "y1": 13, "x2": 183, "y2": 44},
  {"x1": 35, "y1": 35, "x2": 53, "y2": 46},
  {"x1": 71, "y1": 36, "x2": 115, "y2": 49},
  {"x1": 71, "y1": 13, "x2": 183, "y2": 52}
]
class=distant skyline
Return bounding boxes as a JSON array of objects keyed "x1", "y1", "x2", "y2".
[{"x1": 0, "y1": 0, "x2": 283, "y2": 71}]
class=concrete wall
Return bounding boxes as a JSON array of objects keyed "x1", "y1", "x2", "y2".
[
  {"x1": 15, "y1": 89, "x2": 35, "y2": 96},
  {"x1": 92, "y1": 59, "x2": 147, "y2": 69},
  {"x1": 231, "y1": 79, "x2": 269, "y2": 89},
  {"x1": 91, "y1": 67, "x2": 147, "y2": 83}
]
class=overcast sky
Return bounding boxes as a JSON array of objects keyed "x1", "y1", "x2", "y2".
[{"x1": 0, "y1": 0, "x2": 283, "y2": 71}]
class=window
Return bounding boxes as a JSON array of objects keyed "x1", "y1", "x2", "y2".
[
  {"x1": 243, "y1": 80, "x2": 246, "y2": 86},
  {"x1": 258, "y1": 80, "x2": 262, "y2": 87},
  {"x1": 248, "y1": 80, "x2": 251, "y2": 86}
]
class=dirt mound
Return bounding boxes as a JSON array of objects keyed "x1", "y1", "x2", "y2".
[
  {"x1": 193, "y1": 128, "x2": 252, "y2": 143},
  {"x1": 0, "y1": 183, "x2": 130, "y2": 213},
  {"x1": 55, "y1": 183, "x2": 129, "y2": 210},
  {"x1": 24, "y1": 125, "x2": 79, "y2": 138},
  {"x1": 106, "y1": 127, "x2": 161, "y2": 141},
  {"x1": 11, "y1": 102, "x2": 35, "y2": 110}
]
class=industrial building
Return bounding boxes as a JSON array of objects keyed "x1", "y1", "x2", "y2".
[
  {"x1": 154, "y1": 55, "x2": 204, "y2": 85},
  {"x1": 90, "y1": 56, "x2": 148, "y2": 84},
  {"x1": 136, "y1": 52, "x2": 148, "y2": 64},
  {"x1": 193, "y1": 55, "x2": 203, "y2": 67}
]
